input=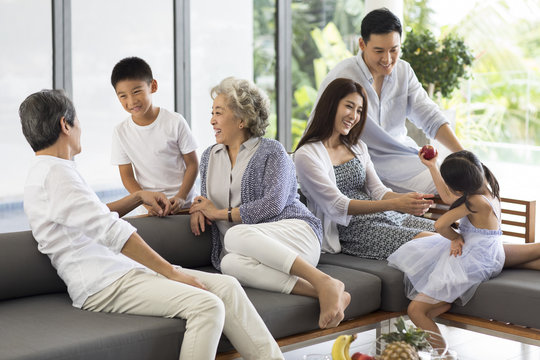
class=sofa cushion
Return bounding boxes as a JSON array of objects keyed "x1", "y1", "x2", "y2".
[
  {"x1": 250, "y1": 263, "x2": 381, "y2": 337},
  {"x1": 319, "y1": 253, "x2": 408, "y2": 312},
  {"x1": 0, "y1": 293, "x2": 184, "y2": 360},
  {"x1": 126, "y1": 215, "x2": 213, "y2": 268},
  {"x1": 204, "y1": 263, "x2": 381, "y2": 352},
  {"x1": 0, "y1": 231, "x2": 66, "y2": 301},
  {"x1": 449, "y1": 269, "x2": 540, "y2": 329}
]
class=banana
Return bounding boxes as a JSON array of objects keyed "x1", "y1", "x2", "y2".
[
  {"x1": 331, "y1": 334, "x2": 357, "y2": 360},
  {"x1": 343, "y1": 334, "x2": 356, "y2": 360}
]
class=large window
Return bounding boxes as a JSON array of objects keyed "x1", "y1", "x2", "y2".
[
  {"x1": 289, "y1": 0, "x2": 363, "y2": 150},
  {"x1": 0, "y1": 0, "x2": 52, "y2": 231},
  {"x1": 419, "y1": 0, "x2": 540, "y2": 226},
  {"x1": 1, "y1": 0, "x2": 538, "y2": 236},
  {"x1": 71, "y1": 0, "x2": 175, "y2": 192},
  {"x1": 254, "y1": 0, "x2": 277, "y2": 140},
  {"x1": 189, "y1": 0, "x2": 254, "y2": 154}
]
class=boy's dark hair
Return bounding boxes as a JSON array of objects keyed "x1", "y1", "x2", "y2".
[
  {"x1": 361, "y1": 8, "x2": 402, "y2": 43},
  {"x1": 440, "y1": 150, "x2": 500, "y2": 212},
  {"x1": 19, "y1": 89, "x2": 76, "y2": 152},
  {"x1": 111, "y1": 57, "x2": 153, "y2": 89},
  {"x1": 295, "y1": 78, "x2": 368, "y2": 152}
]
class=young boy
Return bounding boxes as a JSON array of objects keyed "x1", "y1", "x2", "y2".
[
  {"x1": 20, "y1": 89, "x2": 283, "y2": 360},
  {"x1": 111, "y1": 57, "x2": 198, "y2": 215}
]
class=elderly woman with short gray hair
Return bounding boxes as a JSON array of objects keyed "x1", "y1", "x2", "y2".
[{"x1": 190, "y1": 77, "x2": 350, "y2": 329}]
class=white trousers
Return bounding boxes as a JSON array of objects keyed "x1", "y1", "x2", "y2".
[
  {"x1": 383, "y1": 167, "x2": 438, "y2": 194},
  {"x1": 220, "y1": 219, "x2": 321, "y2": 294},
  {"x1": 82, "y1": 267, "x2": 283, "y2": 360}
]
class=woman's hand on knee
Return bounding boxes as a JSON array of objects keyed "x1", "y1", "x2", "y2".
[
  {"x1": 190, "y1": 211, "x2": 211, "y2": 236},
  {"x1": 189, "y1": 196, "x2": 219, "y2": 221}
]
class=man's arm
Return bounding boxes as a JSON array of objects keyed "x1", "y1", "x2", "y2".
[
  {"x1": 107, "y1": 191, "x2": 171, "y2": 218},
  {"x1": 121, "y1": 232, "x2": 205, "y2": 289},
  {"x1": 434, "y1": 123, "x2": 464, "y2": 153}
]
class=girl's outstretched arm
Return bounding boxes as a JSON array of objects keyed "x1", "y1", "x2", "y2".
[{"x1": 419, "y1": 151, "x2": 458, "y2": 205}]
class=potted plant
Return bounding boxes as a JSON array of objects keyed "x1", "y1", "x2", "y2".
[
  {"x1": 401, "y1": 29, "x2": 475, "y2": 99},
  {"x1": 401, "y1": 29, "x2": 474, "y2": 150}
]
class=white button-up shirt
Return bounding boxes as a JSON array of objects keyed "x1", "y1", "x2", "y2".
[
  {"x1": 313, "y1": 51, "x2": 449, "y2": 183},
  {"x1": 24, "y1": 156, "x2": 141, "y2": 308}
]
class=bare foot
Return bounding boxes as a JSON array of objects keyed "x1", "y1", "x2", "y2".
[
  {"x1": 316, "y1": 277, "x2": 350, "y2": 328},
  {"x1": 326, "y1": 291, "x2": 351, "y2": 328}
]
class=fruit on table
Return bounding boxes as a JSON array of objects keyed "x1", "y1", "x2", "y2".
[
  {"x1": 379, "y1": 317, "x2": 430, "y2": 351},
  {"x1": 379, "y1": 341, "x2": 419, "y2": 360},
  {"x1": 419, "y1": 145, "x2": 436, "y2": 160},
  {"x1": 351, "y1": 352, "x2": 375, "y2": 360},
  {"x1": 331, "y1": 334, "x2": 357, "y2": 360}
]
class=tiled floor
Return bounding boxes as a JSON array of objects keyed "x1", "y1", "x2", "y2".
[{"x1": 283, "y1": 322, "x2": 540, "y2": 360}]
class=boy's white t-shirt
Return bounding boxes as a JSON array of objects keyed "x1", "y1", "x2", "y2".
[{"x1": 111, "y1": 108, "x2": 198, "y2": 204}]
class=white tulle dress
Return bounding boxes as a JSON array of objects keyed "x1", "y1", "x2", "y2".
[{"x1": 387, "y1": 195, "x2": 505, "y2": 305}]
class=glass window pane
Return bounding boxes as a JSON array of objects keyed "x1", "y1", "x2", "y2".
[
  {"x1": 190, "y1": 0, "x2": 255, "y2": 154},
  {"x1": 71, "y1": 0, "x2": 174, "y2": 193},
  {"x1": 254, "y1": 0, "x2": 277, "y2": 140},
  {"x1": 410, "y1": 0, "x2": 540, "y2": 232},
  {"x1": 0, "y1": 0, "x2": 52, "y2": 232},
  {"x1": 291, "y1": 0, "x2": 364, "y2": 149}
]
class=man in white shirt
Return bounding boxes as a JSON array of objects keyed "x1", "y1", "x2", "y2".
[
  {"x1": 311, "y1": 8, "x2": 464, "y2": 194},
  {"x1": 19, "y1": 90, "x2": 283, "y2": 360}
]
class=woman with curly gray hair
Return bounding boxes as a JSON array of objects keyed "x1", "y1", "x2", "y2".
[{"x1": 190, "y1": 77, "x2": 350, "y2": 329}]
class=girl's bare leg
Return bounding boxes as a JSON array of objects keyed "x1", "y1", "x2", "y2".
[
  {"x1": 503, "y1": 243, "x2": 540, "y2": 269},
  {"x1": 407, "y1": 298, "x2": 450, "y2": 350}
]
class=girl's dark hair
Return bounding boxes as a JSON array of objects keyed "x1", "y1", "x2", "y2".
[
  {"x1": 440, "y1": 150, "x2": 500, "y2": 212},
  {"x1": 295, "y1": 78, "x2": 368, "y2": 151}
]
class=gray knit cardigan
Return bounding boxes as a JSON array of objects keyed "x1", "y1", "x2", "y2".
[{"x1": 200, "y1": 137, "x2": 323, "y2": 270}]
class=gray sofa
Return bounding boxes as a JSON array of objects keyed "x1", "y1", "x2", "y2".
[
  {"x1": 319, "y1": 253, "x2": 540, "y2": 332},
  {"x1": 0, "y1": 216, "x2": 381, "y2": 360},
  {"x1": 2, "y1": 215, "x2": 539, "y2": 360}
]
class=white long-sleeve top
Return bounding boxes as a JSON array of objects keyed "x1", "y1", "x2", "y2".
[
  {"x1": 23, "y1": 156, "x2": 142, "y2": 308},
  {"x1": 294, "y1": 141, "x2": 391, "y2": 253}
]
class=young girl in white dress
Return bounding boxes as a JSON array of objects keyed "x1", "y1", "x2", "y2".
[{"x1": 387, "y1": 149, "x2": 505, "y2": 344}]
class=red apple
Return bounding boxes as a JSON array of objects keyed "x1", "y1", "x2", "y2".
[
  {"x1": 351, "y1": 352, "x2": 374, "y2": 360},
  {"x1": 420, "y1": 145, "x2": 436, "y2": 160}
]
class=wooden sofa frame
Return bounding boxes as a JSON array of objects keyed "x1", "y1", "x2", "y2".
[{"x1": 216, "y1": 197, "x2": 537, "y2": 359}]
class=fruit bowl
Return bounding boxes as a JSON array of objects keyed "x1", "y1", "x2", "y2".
[{"x1": 371, "y1": 330, "x2": 447, "y2": 360}]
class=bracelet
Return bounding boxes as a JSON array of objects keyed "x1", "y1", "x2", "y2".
[{"x1": 227, "y1": 207, "x2": 233, "y2": 222}]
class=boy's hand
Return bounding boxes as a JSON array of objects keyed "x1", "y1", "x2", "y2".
[
  {"x1": 169, "y1": 196, "x2": 186, "y2": 214},
  {"x1": 450, "y1": 236, "x2": 464, "y2": 257},
  {"x1": 137, "y1": 191, "x2": 171, "y2": 217}
]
